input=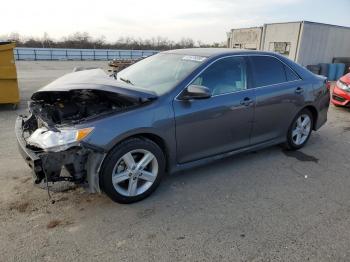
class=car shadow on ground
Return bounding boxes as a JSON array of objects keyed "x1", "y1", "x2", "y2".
[
  {"x1": 154, "y1": 145, "x2": 283, "y2": 199},
  {"x1": 2, "y1": 134, "x2": 325, "y2": 236},
  {"x1": 4, "y1": 114, "x2": 327, "y2": 215},
  {"x1": 33, "y1": 142, "x2": 320, "y2": 207}
]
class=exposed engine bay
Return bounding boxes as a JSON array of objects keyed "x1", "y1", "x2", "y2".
[
  {"x1": 18, "y1": 89, "x2": 148, "y2": 191},
  {"x1": 29, "y1": 89, "x2": 137, "y2": 127}
]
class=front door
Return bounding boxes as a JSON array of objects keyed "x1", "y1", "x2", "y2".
[{"x1": 173, "y1": 56, "x2": 255, "y2": 163}]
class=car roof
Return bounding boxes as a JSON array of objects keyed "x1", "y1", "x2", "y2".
[
  {"x1": 162, "y1": 48, "x2": 317, "y2": 81},
  {"x1": 162, "y1": 48, "x2": 275, "y2": 58}
]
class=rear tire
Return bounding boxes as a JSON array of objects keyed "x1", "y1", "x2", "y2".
[
  {"x1": 100, "y1": 137, "x2": 165, "y2": 204},
  {"x1": 285, "y1": 109, "x2": 313, "y2": 150}
]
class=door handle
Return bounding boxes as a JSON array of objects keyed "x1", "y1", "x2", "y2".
[
  {"x1": 295, "y1": 87, "x2": 304, "y2": 94},
  {"x1": 240, "y1": 97, "x2": 253, "y2": 106}
]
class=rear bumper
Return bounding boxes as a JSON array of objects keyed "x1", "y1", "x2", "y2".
[{"x1": 331, "y1": 86, "x2": 350, "y2": 107}]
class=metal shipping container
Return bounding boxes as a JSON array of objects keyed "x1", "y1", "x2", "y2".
[
  {"x1": 261, "y1": 21, "x2": 350, "y2": 66},
  {"x1": 261, "y1": 22, "x2": 302, "y2": 61},
  {"x1": 227, "y1": 27, "x2": 263, "y2": 50},
  {"x1": 227, "y1": 21, "x2": 350, "y2": 67},
  {"x1": 296, "y1": 22, "x2": 350, "y2": 66}
]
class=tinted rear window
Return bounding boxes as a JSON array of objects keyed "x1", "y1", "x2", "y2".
[
  {"x1": 284, "y1": 65, "x2": 300, "y2": 81},
  {"x1": 251, "y1": 56, "x2": 287, "y2": 87}
]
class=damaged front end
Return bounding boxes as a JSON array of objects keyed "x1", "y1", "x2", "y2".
[
  {"x1": 16, "y1": 89, "x2": 130, "y2": 193},
  {"x1": 15, "y1": 69, "x2": 157, "y2": 193},
  {"x1": 16, "y1": 115, "x2": 105, "y2": 193}
]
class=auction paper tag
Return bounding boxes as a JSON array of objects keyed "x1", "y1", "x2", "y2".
[{"x1": 182, "y1": 55, "x2": 206, "y2": 62}]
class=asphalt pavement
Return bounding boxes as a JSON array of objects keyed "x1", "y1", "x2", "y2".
[{"x1": 1, "y1": 61, "x2": 350, "y2": 262}]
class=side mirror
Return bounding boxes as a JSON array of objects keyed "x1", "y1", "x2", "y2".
[{"x1": 180, "y1": 84, "x2": 211, "y2": 100}]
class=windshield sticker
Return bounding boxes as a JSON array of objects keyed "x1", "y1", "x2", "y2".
[{"x1": 182, "y1": 55, "x2": 206, "y2": 62}]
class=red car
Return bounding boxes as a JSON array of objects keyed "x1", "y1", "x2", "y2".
[{"x1": 332, "y1": 73, "x2": 350, "y2": 107}]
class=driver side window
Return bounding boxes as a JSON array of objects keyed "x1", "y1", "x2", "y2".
[{"x1": 192, "y1": 57, "x2": 247, "y2": 96}]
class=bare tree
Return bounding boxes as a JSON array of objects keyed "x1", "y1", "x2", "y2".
[{"x1": 7, "y1": 32, "x2": 224, "y2": 50}]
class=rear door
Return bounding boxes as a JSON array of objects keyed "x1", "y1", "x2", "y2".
[
  {"x1": 173, "y1": 56, "x2": 256, "y2": 163},
  {"x1": 248, "y1": 55, "x2": 304, "y2": 145}
]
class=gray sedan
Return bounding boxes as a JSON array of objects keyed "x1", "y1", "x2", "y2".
[{"x1": 16, "y1": 48, "x2": 330, "y2": 203}]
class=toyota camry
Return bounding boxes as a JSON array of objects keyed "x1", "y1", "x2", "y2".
[{"x1": 15, "y1": 48, "x2": 330, "y2": 203}]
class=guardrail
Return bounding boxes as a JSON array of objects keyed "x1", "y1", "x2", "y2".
[{"x1": 14, "y1": 47, "x2": 159, "y2": 61}]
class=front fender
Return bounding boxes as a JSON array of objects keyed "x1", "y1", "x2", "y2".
[{"x1": 81, "y1": 100, "x2": 176, "y2": 161}]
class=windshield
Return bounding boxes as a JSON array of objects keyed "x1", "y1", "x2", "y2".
[{"x1": 116, "y1": 53, "x2": 206, "y2": 95}]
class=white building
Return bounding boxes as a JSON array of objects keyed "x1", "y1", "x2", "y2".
[
  {"x1": 227, "y1": 21, "x2": 350, "y2": 66},
  {"x1": 227, "y1": 27, "x2": 262, "y2": 50}
]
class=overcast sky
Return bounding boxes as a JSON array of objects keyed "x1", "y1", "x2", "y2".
[{"x1": 1, "y1": 0, "x2": 349, "y2": 43}]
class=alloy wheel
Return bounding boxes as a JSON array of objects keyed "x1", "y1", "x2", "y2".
[
  {"x1": 111, "y1": 149, "x2": 159, "y2": 197},
  {"x1": 292, "y1": 114, "x2": 311, "y2": 145}
]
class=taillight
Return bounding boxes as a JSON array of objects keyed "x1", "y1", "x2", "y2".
[{"x1": 326, "y1": 81, "x2": 331, "y2": 90}]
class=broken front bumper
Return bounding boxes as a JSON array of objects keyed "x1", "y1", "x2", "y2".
[
  {"x1": 15, "y1": 116, "x2": 44, "y2": 183},
  {"x1": 15, "y1": 116, "x2": 105, "y2": 193}
]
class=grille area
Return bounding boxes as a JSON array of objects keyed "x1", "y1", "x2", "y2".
[{"x1": 332, "y1": 94, "x2": 346, "y2": 102}]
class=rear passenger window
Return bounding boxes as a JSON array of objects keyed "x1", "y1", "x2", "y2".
[
  {"x1": 284, "y1": 65, "x2": 300, "y2": 81},
  {"x1": 250, "y1": 56, "x2": 287, "y2": 87}
]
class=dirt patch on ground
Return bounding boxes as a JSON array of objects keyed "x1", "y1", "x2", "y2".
[
  {"x1": 8, "y1": 201, "x2": 30, "y2": 213},
  {"x1": 21, "y1": 177, "x2": 32, "y2": 184},
  {"x1": 47, "y1": 219, "x2": 61, "y2": 229},
  {"x1": 1, "y1": 178, "x2": 105, "y2": 225}
]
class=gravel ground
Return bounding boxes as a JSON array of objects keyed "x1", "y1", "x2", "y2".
[{"x1": 1, "y1": 61, "x2": 350, "y2": 262}]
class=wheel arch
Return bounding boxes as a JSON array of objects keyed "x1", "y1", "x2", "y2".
[
  {"x1": 98, "y1": 132, "x2": 170, "y2": 194},
  {"x1": 302, "y1": 105, "x2": 318, "y2": 130},
  {"x1": 133, "y1": 133, "x2": 170, "y2": 169},
  {"x1": 104, "y1": 132, "x2": 170, "y2": 171}
]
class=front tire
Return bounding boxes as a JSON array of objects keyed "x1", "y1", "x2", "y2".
[
  {"x1": 100, "y1": 138, "x2": 165, "y2": 204},
  {"x1": 285, "y1": 109, "x2": 313, "y2": 150}
]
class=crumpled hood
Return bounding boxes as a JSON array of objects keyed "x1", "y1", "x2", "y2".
[{"x1": 31, "y1": 68, "x2": 157, "y2": 102}]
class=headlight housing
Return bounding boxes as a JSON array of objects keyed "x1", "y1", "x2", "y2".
[
  {"x1": 27, "y1": 127, "x2": 94, "y2": 152},
  {"x1": 336, "y1": 80, "x2": 350, "y2": 92}
]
